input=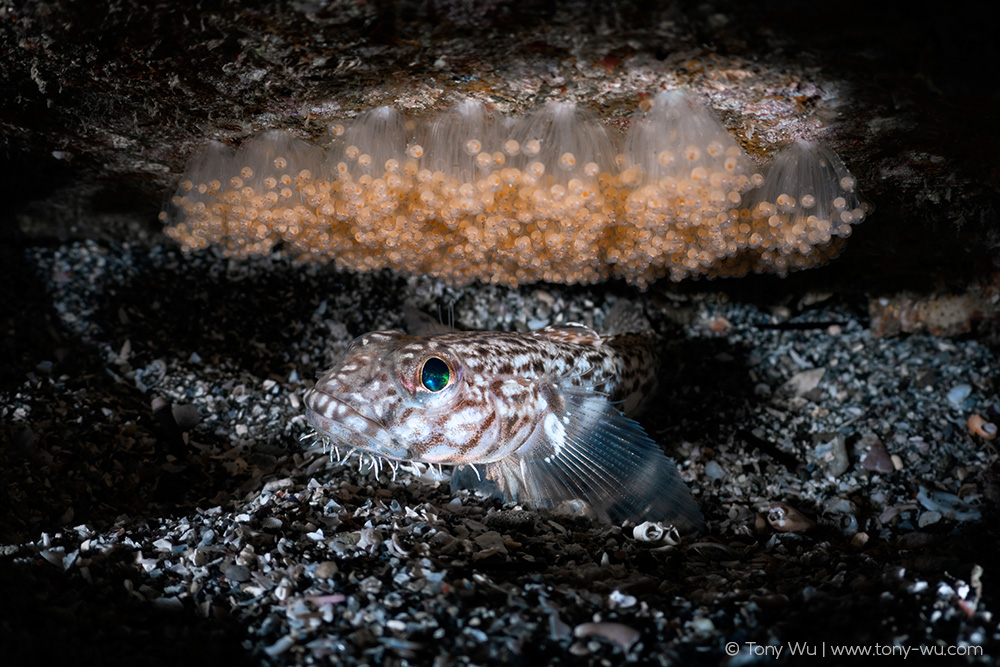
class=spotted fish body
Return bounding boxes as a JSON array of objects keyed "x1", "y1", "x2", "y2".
[{"x1": 304, "y1": 314, "x2": 703, "y2": 529}]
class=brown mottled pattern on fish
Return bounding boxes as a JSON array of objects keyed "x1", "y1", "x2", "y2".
[{"x1": 304, "y1": 315, "x2": 702, "y2": 529}]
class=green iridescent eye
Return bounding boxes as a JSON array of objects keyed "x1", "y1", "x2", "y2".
[{"x1": 420, "y1": 357, "x2": 451, "y2": 392}]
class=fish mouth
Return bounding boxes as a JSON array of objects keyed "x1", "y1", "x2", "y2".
[{"x1": 304, "y1": 388, "x2": 410, "y2": 461}]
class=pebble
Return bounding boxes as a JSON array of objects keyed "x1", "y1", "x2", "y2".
[
  {"x1": 704, "y1": 460, "x2": 725, "y2": 480},
  {"x1": 632, "y1": 521, "x2": 679, "y2": 543},
  {"x1": 608, "y1": 590, "x2": 637, "y2": 609},
  {"x1": 574, "y1": 622, "x2": 640, "y2": 651},
  {"x1": 916, "y1": 487, "x2": 982, "y2": 522},
  {"x1": 263, "y1": 635, "x2": 296, "y2": 657},
  {"x1": 782, "y1": 367, "x2": 826, "y2": 397},
  {"x1": 471, "y1": 531, "x2": 508, "y2": 560},
  {"x1": 862, "y1": 436, "x2": 894, "y2": 473},
  {"x1": 918, "y1": 511, "x2": 942, "y2": 527},
  {"x1": 967, "y1": 414, "x2": 998, "y2": 439},
  {"x1": 689, "y1": 616, "x2": 716, "y2": 634},
  {"x1": 765, "y1": 502, "x2": 816, "y2": 532},
  {"x1": 810, "y1": 433, "x2": 850, "y2": 477},
  {"x1": 315, "y1": 561, "x2": 339, "y2": 578},
  {"x1": 224, "y1": 564, "x2": 252, "y2": 582},
  {"x1": 946, "y1": 384, "x2": 972, "y2": 408}
]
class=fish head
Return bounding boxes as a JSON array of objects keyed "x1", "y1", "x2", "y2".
[{"x1": 305, "y1": 330, "x2": 482, "y2": 464}]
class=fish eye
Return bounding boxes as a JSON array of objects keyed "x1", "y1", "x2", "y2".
[{"x1": 420, "y1": 356, "x2": 451, "y2": 392}]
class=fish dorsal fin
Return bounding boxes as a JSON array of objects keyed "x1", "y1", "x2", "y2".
[
  {"x1": 474, "y1": 383, "x2": 704, "y2": 530},
  {"x1": 532, "y1": 323, "x2": 603, "y2": 346},
  {"x1": 602, "y1": 300, "x2": 654, "y2": 336},
  {"x1": 402, "y1": 306, "x2": 455, "y2": 336}
]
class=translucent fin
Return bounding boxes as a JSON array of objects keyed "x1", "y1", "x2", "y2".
[
  {"x1": 478, "y1": 384, "x2": 704, "y2": 530},
  {"x1": 601, "y1": 300, "x2": 653, "y2": 336},
  {"x1": 402, "y1": 306, "x2": 455, "y2": 336}
]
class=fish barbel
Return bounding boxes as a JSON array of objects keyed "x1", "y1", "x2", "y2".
[{"x1": 304, "y1": 312, "x2": 703, "y2": 529}]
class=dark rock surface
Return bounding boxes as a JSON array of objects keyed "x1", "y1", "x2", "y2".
[{"x1": 2, "y1": 0, "x2": 999, "y2": 290}]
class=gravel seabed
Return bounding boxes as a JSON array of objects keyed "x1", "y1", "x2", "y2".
[{"x1": 2, "y1": 240, "x2": 998, "y2": 666}]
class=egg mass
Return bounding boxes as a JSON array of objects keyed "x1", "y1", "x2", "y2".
[{"x1": 161, "y1": 92, "x2": 870, "y2": 287}]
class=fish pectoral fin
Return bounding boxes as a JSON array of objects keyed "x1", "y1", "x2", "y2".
[{"x1": 488, "y1": 385, "x2": 704, "y2": 530}]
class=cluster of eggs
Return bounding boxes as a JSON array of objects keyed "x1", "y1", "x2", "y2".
[{"x1": 161, "y1": 91, "x2": 870, "y2": 287}]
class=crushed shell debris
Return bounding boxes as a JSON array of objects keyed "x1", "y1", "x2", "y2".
[{"x1": 1, "y1": 240, "x2": 997, "y2": 664}]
